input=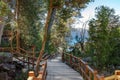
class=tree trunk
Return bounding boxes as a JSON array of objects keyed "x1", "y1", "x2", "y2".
[
  {"x1": 80, "y1": 42, "x2": 84, "y2": 53},
  {"x1": 46, "y1": 8, "x2": 56, "y2": 53},
  {"x1": 0, "y1": 17, "x2": 5, "y2": 45},
  {"x1": 35, "y1": 0, "x2": 54, "y2": 75}
]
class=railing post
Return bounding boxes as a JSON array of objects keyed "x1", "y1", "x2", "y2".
[
  {"x1": 31, "y1": 46, "x2": 35, "y2": 69},
  {"x1": 85, "y1": 63, "x2": 88, "y2": 80},
  {"x1": 100, "y1": 76, "x2": 104, "y2": 80},
  {"x1": 32, "y1": 58, "x2": 34, "y2": 69},
  {"x1": 94, "y1": 70, "x2": 98, "y2": 80},
  {"x1": 16, "y1": 30, "x2": 20, "y2": 52},
  {"x1": 37, "y1": 71, "x2": 43, "y2": 80},
  {"x1": 85, "y1": 62, "x2": 88, "y2": 70},
  {"x1": 78, "y1": 58, "x2": 81, "y2": 73},
  {"x1": 23, "y1": 54, "x2": 25, "y2": 65},
  {"x1": 29, "y1": 71, "x2": 35, "y2": 77},
  {"x1": 27, "y1": 71, "x2": 35, "y2": 80},
  {"x1": 28, "y1": 57, "x2": 30, "y2": 70},
  {"x1": 62, "y1": 53, "x2": 65, "y2": 62},
  {"x1": 70, "y1": 54, "x2": 72, "y2": 66}
]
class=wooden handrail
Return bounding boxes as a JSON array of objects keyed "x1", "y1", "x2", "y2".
[
  {"x1": 62, "y1": 53, "x2": 104, "y2": 80},
  {"x1": 2, "y1": 30, "x2": 12, "y2": 37},
  {"x1": 104, "y1": 70, "x2": 120, "y2": 80},
  {"x1": 0, "y1": 47, "x2": 16, "y2": 52},
  {"x1": 63, "y1": 53, "x2": 120, "y2": 80},
  {"x1": 0, "y1": 47, "x2": 45, "y2": 69}
]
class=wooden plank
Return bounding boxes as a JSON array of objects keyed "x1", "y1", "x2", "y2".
[{"x1": 46, "y1": 54, "x2": 83, "y2": 80}]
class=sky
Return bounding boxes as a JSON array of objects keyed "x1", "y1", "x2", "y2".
[{"x1": 74, "y1": 0, "x2": 120, "y2": 29}]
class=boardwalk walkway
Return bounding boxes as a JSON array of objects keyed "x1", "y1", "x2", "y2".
[{"x1": 46, "y1": 54, "x2": 83, "y2": 80}]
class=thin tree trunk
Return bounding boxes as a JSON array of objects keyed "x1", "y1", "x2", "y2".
[
  {"x1": 0, "y1": 25, "x2": 4, "y2": 44},
  {"x1": 47, "y1": 8, "x2": 56, "y2": 34},
  {"x1": 80, "y1": 42, "x2": 84, "y2": 52},
  {"x1": 0, "y1": 17, "x2": 5, "y2": 45},
  {"x1": 35, "y1": 0, "x2": 53, "y2": 75},
  {"x1": 46, "y1": 8, "x2": 56, "y2": 53}
]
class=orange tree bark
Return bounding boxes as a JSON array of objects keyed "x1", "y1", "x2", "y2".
[{"x1": 35, "y1": 0, "x2": 53, "y2": 75}]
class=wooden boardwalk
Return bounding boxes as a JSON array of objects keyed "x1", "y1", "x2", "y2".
[{"x1": 46, "y1": 55, "x2": 83, "y2": 80}]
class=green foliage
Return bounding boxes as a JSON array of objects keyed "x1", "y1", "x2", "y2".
[
  {"x1": 0, "y1": 0, "x2": 9, "y2": 17},
  {"x1": 0, "y1": 0, "x2": 93, "y2": 54},
  {"x1": 70, "y1": 46, "x2": 82, "y2": 57},
  {"x1": 87, "y1": 6, "x2": 120, "y2": 70},
  {"x1": 59, "y1": 7, "x2": 73, "y2": 21},
  {"x1": 45, "y1": 0, "x2": 93, "y2": 54},
  {"x1": 64, "y1": 0, "x2": 94, "y2": 18},
  {"x1": 108, "y1": 27, "x2": 120, "y2": 66},
  {"x1": 18, "y1": 0, "x2": 45, "y2": 50}
]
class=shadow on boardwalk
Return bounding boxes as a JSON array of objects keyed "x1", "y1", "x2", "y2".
[{"x1": 46, "y1": 54, "x2": 83, "y2": 80}]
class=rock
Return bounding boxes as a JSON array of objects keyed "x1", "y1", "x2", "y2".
[
  {"x1": 0, "y1": 62, "x2": 20, "y2": 80},
  {"x1": 0, "y1": 53, "x2": 27, "y2": 80},
  {"x1": 0, "y1": 63, "x2": 16, "y2": 72},
  {"x1": 0, "y1": 63, "x2": 10, "y2": 71},
  {"x1": 13, "y1": 61, "x2": 24, "y2": 70},
  {"x1": 0, "y1": 52, "x2": 13, "y2": 63},
  {"x1": 2, "y1": 63, "x2": 10, "y2": 71},
  {"x1": 0, "y1": 56, "x2": 5, "y2": 63},
  {"x1": 0, "y1": 52, "x2": 13, "y2": 57},
  {"x1": 22, "y1": 68, "x2": 28, "y2": 73},
  {"x1": 8, "y1": 70, "x2": 16, "y2": 78}
]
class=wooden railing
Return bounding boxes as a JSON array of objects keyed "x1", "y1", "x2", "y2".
[
  {"x1": 27, "y1": 61, "x2": 47, "y2": 80},
  {"x1": 12, "y1": 47, "x2": 38, "y2": 69},
  {"x1": 2, "y1": 30, "x2": 12, "y2": 37},
  {"x1": 0, "y1": 47, "x2": 37, "y2": 69},
  {"x1": 62, "y1": 53, "x2": 104, "y2": 80},
  {"x1": 104, "y1": 70, "x2": 120, "y2": 80},
  {"x1": 0, "y1": 47, "x2": 16, "y2": 52},
  {"x1": 0, "y1": 46, "x2": 46, "y2": 69}
]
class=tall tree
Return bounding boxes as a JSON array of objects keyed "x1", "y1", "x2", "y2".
[
  {"x1": 35, "y1": 0, "x2": 93, "y2": 74},
  {"x1": 88, "y1": 6, "x2": 120, "y2": 70},
  {"x1": 17, "y1": 0, "x2": 45, "y2": 50},
  {"x1": 35, "y1": 0, "x2": 55, "y2": 74}
]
